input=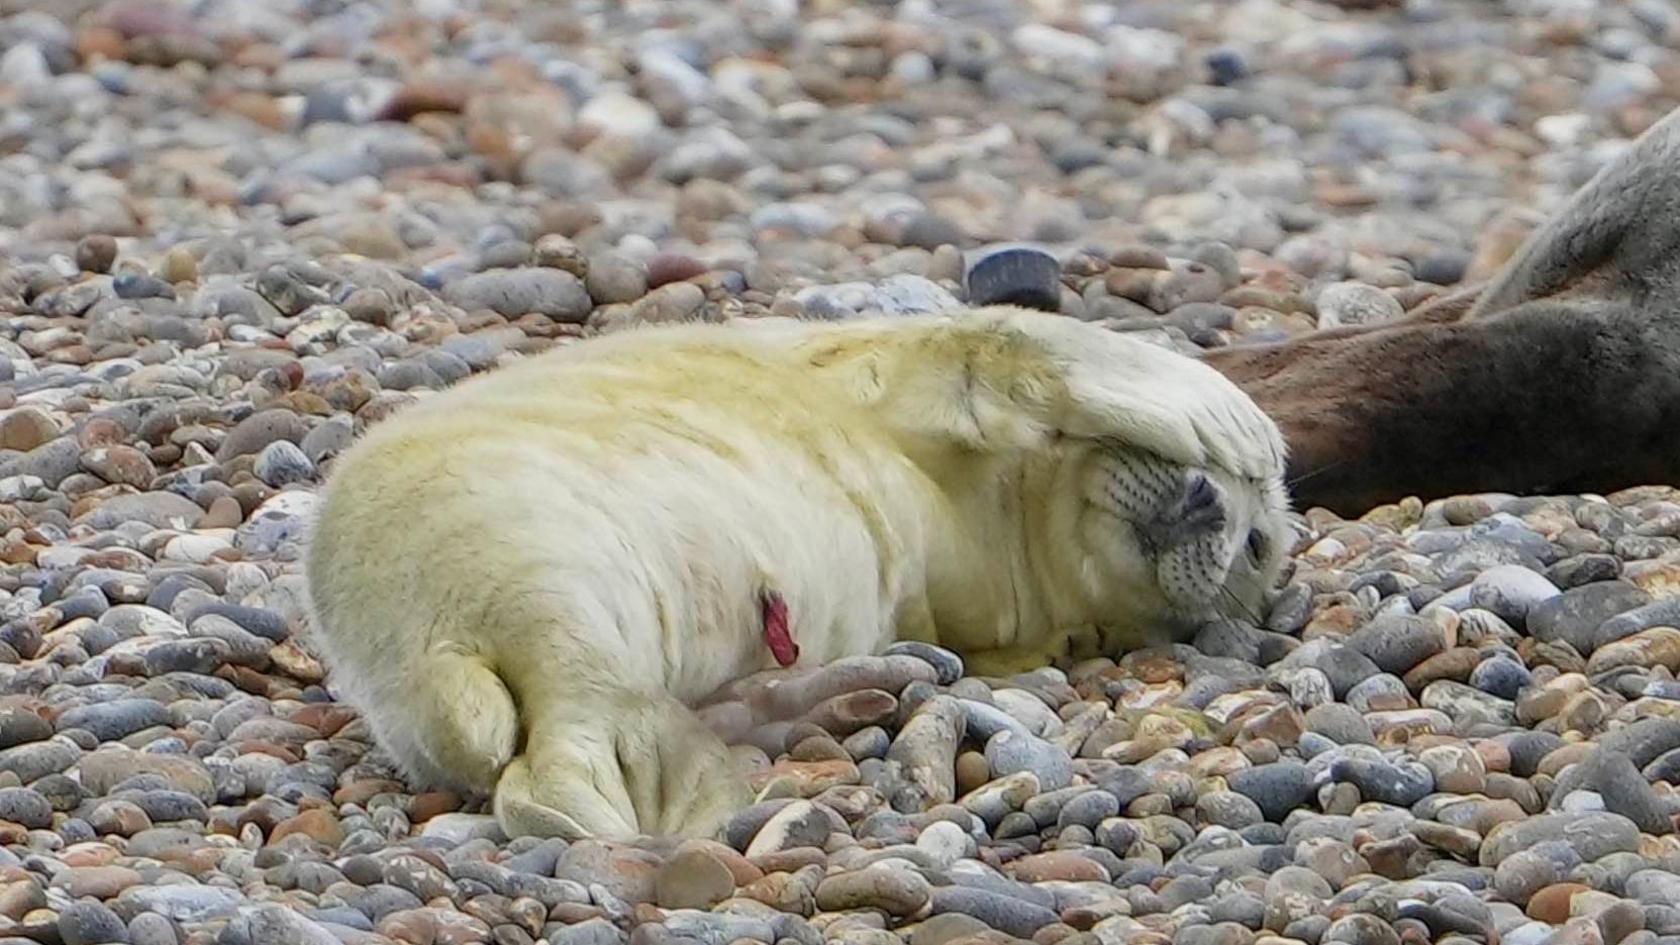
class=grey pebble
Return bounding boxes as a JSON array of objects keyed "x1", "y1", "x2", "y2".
[
  {"x1": 1528, "y1": 581, "x2": 1651, "y2": 655},
  {"x1": 443, "y1": 268, "x2": 592, "y2": 322},
  {"x1": 882, "y1": 641, "x2": 964, "y2": 684},
  {"x1": 1328, "y1": 758, "x2": 1434, "y2": 807},
  {"x1": 59, "y1": 900, "x2": 130, "y2": 945},
  {"x1": 984, "y1": 730, "x2": 1072, "y2": 793},
  {"x1": 928, "y1": 886, "x2": 1059, "y2": 939},
  {"x1": 1470, "y1": 656, "x2": 1532, "y2": 701},
  {"x1": 1480, "y1": 812, "x2": 1641, "y2": 866},
  {"x1": 1056, "y1": 789, "x2": 1119, "y2": 830},
  {"x1": 1303, "y1": 704, "x2": 1375, "y2": 745},
  {"x1": 1468, "y1": 565, "x2": 1562, "y2": 625},
  {"x1": 1343, "y1": 615, "x2": 1445, "y2": 675},
  {"x1": 1227, "y1": 762, "x2": 1313, "y2": 823},
  {"x1": 56, "y1": 700, "x2": 172, "y2": 741}
]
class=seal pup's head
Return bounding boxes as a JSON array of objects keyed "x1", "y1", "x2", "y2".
[{"x1": 1056, "y1": 438, "x2": 1294, "y2": 651}]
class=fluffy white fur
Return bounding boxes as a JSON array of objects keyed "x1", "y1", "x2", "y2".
[{"x1": 304, "y1": 306, "x2": 1290, "y2": 841}]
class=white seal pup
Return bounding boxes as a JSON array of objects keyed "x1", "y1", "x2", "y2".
[{"x1": 305, "y1": 306, "x2": 1291, "y2": 841}]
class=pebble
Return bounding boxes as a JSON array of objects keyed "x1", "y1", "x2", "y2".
[
  {"x1": 984, "y1": 730, "x2": 1073, "y2": 792},
  {"x1": 1470, "y1": 565, "x2": 1564, "y2": 626},
  {"x1": 928, "y1": 886, "x2": 1059, "y2": 939},
  {"x1": 1528, "y1": 582, "x2": 1651, "y2": 656},
  {"x1": 443, "y1": 268, "x2": 593, "y2": 322},
  {"x1": 1227, "y1": 762, "x2": 1312, "y2": 823},
  {"x1": 815, "y1": 869, "x2": 932, "y2": 917},
  {"x1": 965, "y1": 248, "x2": 1062, "y2": 312},
  {"x1": 653, "y1": 848, "x2": 736, "y2": 910},
  {"x1": 1481, "y1": 813, "x2": 1642, "y2": 867},
  {"x1": 1315, "y1": 283, "x2": 1403, "y2": 328}
]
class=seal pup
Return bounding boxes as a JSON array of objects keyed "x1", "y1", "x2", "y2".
[
  {"x1": 305, "y1": 306, "x2": 1291, "y2": 841},
  {"x1": 1205, "y1": 103, "x2": 1680, "y2": 516}
]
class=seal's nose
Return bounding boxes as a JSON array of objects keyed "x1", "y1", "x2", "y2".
[
  {"x1": 1138, "y1": 471, "x2": 1229, "y2": 557},
  {"x1": 1175, "y1": 473, "x2": 1227, "y2": 534},
  {"x1": 1182, "y1": 474, "x2": 1219, "y2": 518}
]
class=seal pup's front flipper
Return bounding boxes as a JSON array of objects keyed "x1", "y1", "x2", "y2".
[{"x1": 804, "y1": 306, "x2": 1287, "y2": 487}]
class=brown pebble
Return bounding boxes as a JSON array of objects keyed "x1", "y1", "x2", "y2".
[
  {"x1": 749, "y1": 847, "x2": 827, "y2": 874},
  {"x1": 1034, "y1": 924, "x2": 1081, "y2": 945},
  {"x1": 647, "y1": 252, "x2": 706, "y2": 287},
  {"x1": 333, "y1": 780, "x2": 408, "y2": 806},
  {"x1": 269, "y1": 808, "x2": 345, "y2": 847},
  {"x1": 378, "y1": 907, "x2": 492, "y2": 944},
  {"x1": 75, "y1": 235, "x2": 118, "y2": 273},
  {"x1": 87, "y1": 800, "x2": 149, "y2": 837},
  {"x1": 0, "y1": 410, "x2": 60, "y2": 452},
  {"x1": 0, "y1": 880, "x2": 42, "y2": 921},
  {"x1": 673, "y1": 838, "x2": 763, "y2": 887},
  {"x1": 79, "y1": 445, "x2": 155, "y2": 489},
  {"x1": 1529, "y1": 883, "x2": 1592, "y2": 924},
  {"x1": 653, "y1": 848, "x2": 736, "y2": 910},
  {"x1": 749, "y1": 759, "x2": 859, "y2": 798},
  {"x1": 814, "y1": 868, "x2": 932, "y2": 917},
  {"x1": 379, "y1": 79, "x2": 470, "y2": 121},
  {"x1": 547, "y1": 903, "x2": 607, "y2": 924},
  {"x1": 160, "y1": 246, "x2": 198, "y2": 284},
  {"x1": 802, "y1": 689, "x2": 899, "y2": 736},
  {"x1": 197, "y1": 490, "x2": 244, "y2": 527},
  {"x1": 269, "y1": 639, "x2": 325, "y2": 683},
  {"x1": 1537, "y1": 743, "x2": 1595, "y2": 778},
  {"x1": 789, "y1": 734, "x2": 851, "y2": 763},
  {"x1": 407, "y1": 792, "x2": 462, "y2": 822},
  {"x1": 1239, "y1": 703, "x2": 1305, "y2": 746},
  {"x1": 59, "y1": 866, "x2": 143, "y2": 900},
  {"x1": 1004, "y1": 850, "x2": 1110, "y2": 883},
  {"x1": 956, "y1": 750, "x2": 992, "y2": 797},
  {"x1": 1108, "y1": 246, "x2": 1171, "y2": 270},
  {"x1": 740, "y1": 871, "x2": 816, "y2": 916},
  {"x1": 1403, "y1": 648, "x2": 1482, "y2": 689}
]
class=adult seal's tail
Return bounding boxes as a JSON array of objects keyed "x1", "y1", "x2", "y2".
[{"x1": 304, "y1": 307, "x2": 1291, "y2": 841}]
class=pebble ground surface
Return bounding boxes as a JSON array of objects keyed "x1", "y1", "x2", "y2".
[{"x1": 6, "y1": 1, "x2": 1680, "y2": 944}]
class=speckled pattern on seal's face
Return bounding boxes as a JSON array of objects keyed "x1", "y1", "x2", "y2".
[{"x1": 1082, "y1": 442, "x2": 1292, "y2": 644}]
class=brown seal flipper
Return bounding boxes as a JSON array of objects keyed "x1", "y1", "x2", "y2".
[
  {"x1": 1202, "y1": 104, "x2": 1680, "y2": 517},
  {"x1": 1204, "y1": 296, "x2": 1676, "y2": 517}
]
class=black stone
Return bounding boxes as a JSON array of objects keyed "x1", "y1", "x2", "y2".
[
  {"x1": 966, "y1": 248, "x2": 1062, "y2": 312},
  {"x1": 1205, "y1": 48, "x2": 1249, "y2": 86}
]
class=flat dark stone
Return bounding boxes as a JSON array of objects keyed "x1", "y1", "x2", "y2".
[{"x1": 966, "y1": 248, "x2": 1062, "y2": 312}]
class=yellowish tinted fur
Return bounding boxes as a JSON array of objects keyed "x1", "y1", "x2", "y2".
[{"x1": 305, "y1": 306, "x2": 1289, "y2": 840}]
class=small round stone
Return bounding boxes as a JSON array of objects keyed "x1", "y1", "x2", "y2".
[{"x1": 76, "y1": 235, "x2": 118, "y2": 274}]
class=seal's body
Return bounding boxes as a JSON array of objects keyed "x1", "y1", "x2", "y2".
[{"x1": 306, "y1": 307, "x2": 1290, "y2": 840}]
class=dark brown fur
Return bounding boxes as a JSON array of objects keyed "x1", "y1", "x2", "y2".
[{"x1": 1202, "y1": 105, "x2": 1680, "y2": 517}]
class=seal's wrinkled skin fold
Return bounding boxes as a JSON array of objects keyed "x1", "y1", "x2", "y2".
[{"x1": 304, "y1": 306, "x2": 1289, "y2": 841}]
